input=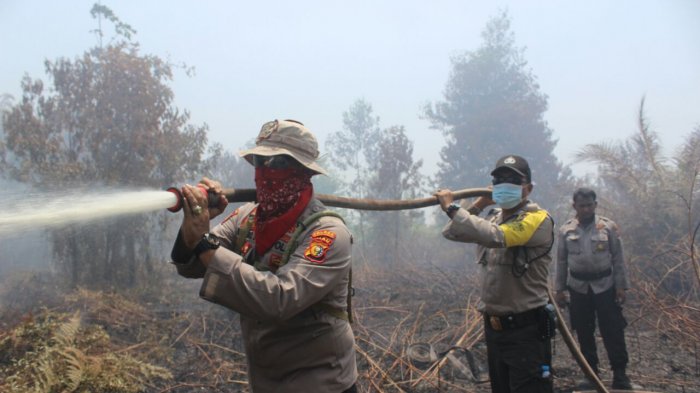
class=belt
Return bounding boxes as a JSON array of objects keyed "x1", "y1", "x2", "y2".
[
  {"x1": 484, "y1": 307, "x2": 541, "y2": 331},
  {"x1": 570, "y1": 267, "x2": 612, "y2": 281}
]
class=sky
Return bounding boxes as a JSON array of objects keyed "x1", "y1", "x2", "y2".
[{"x1": 1, "y1": 0, "x2": 699, "y2": 179}]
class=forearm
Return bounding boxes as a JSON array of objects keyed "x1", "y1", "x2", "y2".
[
  {"x1": 200, "y1": 245, "x2": 350, "y2": 322},
  {"x1": 554, "y1": 240, "x2": 568, "y2": 291},
  {"x1": 611, "y1": 237, "x2": 629, "y2": 289},
  {"x1": 171, "y1": 230, "x2": 206, "y2": 278},
  {"x1": 442, "y1": 209, "x2": 504, "y2": 247}
]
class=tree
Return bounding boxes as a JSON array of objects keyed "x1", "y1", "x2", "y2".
[
  {"x1": 0, "y1": 94, "x2": 12, "y2": 169},
  {"x1": 365, "y1": 125, "x2": 425, "y2": 264},
  {"x1": 0, "y1": 4, "x2": 207, "y2": 288},
  {"x1": 326, "y1": 99, "x2": 381, "y2": 197},
  {"x1": 325, "y1": 99, "x2": 381, "y2": 247},
  {"x1": 424, "y1": 11, "x2": 571, "y2": 212}
]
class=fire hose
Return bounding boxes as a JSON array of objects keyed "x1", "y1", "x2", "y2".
[
  {"x1": 221, "y1": 187, "x2": 494, "y2": 210},
  {"x1": 165, "y1": 187, "x2": 493, "y2": 212},
  {"x1": 548, "y1": 289, "x2": 609, "y2": 393},
  {"x1": 165, "y1": 186, "x2": 611, "y2": 391}
]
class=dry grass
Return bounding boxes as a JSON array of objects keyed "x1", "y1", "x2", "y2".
[{"x1": 1, "y1": 256, "x2": 698, "y2": 392}]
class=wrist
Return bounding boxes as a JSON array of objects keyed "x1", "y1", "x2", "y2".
[
  {"x1": 446, "y1": 202, "x2": 461, "y2": 216},
  {"x1": 193, "y1": 233, "x2": 221, "y2": 257},
  {"x1": 198, "y1": 249, "x2": 215, "y2": 267}
]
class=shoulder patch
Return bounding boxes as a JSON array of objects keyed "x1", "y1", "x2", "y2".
[
  {"x1": 596, "y1": 216, "x2": 620, "y2": 235},
  {"x1": 500, "y1": 209, "x2": 549, "y2": 247},
  {"x1": 304, "y1": 229, "x2": 336, "y2": 265},
  {"x1": 559, "y1": 218, "x2": 577, "y2": 233},
  {"x1": 304, "y1": 242, "x2": 330, "y2": 264},
  {"x1": 303, "y1": 230, "x2": 337, "y2": 264},
  {"x1": 311, "y1": 230, "x2": 336, "y2": 244}
]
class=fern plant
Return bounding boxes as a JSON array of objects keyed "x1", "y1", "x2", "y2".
[{"x1": 0, "y1": 310, "x2": 172, "y2": 393}]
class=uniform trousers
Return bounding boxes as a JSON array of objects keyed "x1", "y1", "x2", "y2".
[
  {"x1": 569, "y1": 286, "x2": 628, "y2": 372},
  {"x1": 484, "y1": 319, "x2": 553, "y2": 393}
]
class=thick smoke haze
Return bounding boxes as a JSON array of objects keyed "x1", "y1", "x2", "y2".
[{"x1": 1, "y1": 0, "x2": 698, "y2": 177}]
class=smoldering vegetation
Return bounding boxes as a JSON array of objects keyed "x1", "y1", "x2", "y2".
[{"x1": 1, "y1": 4, "x2": 699, "y2": 393}]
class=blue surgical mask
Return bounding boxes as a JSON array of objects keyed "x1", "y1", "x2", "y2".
[{"x1": 492, "y1": 183, "x2": 523, "y2": 209}]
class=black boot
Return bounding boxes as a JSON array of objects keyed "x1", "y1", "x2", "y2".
[{"x1": 612, "y1": 369, "x2": 633, "y2": 390}]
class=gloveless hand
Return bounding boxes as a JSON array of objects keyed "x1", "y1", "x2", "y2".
[
  {"x1": 180, "y1": 184, "x2": 212, "y2": 250},
  {"x1": 197, "y1": 176, "x2": 229, "y2": 219},
  {"x1": 616, "y1": 288, "x2": 626, "y2": 305},
  {"x1": 434, "y1": 189, "x2": 454, "y2": 212}
]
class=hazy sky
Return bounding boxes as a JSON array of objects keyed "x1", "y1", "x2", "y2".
[{"x1": 1, "y1": 0, "x2": 699, "y2": 178}]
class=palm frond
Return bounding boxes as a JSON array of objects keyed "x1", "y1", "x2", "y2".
[
  {"x1": 634, "y1": 97, "x2": 668, "y2": 184},
  {"x1": 575, "y1": 142, "x2": 644, "y2": 192}
]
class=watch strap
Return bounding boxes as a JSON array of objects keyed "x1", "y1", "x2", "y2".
[
  {"x1": 446, "y1": 202, "x2": 461, "y2": 214},
  {"x1": 193, "y1": 233, "x2": 220, "y2": 256}
]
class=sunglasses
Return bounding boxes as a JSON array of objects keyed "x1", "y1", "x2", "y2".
[
  {"x1": 492, "y1": 175, "x2": 526, "y2": 186},
  {"x1": 252, "y1": 155, "x2": 297, "y2": 169}
]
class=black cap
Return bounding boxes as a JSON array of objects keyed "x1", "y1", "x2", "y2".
[{"x1": 491, "y1": 155, "x2": 531, "y2": 183}]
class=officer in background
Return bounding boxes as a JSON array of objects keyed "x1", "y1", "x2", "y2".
[
  {"x1": 171, "y1": 119, "x2": 358, "y2": 393},
  {"x1": 555, "y1": 187, "x2": 635, "y2": 390},
  {"x1": 435, "y1": 155, "x2": 555, "y2": 393}
]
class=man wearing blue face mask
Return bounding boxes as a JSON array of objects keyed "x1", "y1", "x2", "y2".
[{"x1": 435, "y1": 155, "x2": 555, "y2": 393}]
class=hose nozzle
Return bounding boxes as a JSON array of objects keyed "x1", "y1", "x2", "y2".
[{"x1": 165, "y1": 185, "x2": 223, "y2": 213}]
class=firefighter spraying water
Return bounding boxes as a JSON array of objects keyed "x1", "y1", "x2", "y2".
[{"x1": 0, "y1": 184, "x2": 488, "y2": 237}]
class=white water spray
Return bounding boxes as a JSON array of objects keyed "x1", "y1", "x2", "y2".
[{"x1": 1, "y1": 189, "x2": 178, "y2": 236}]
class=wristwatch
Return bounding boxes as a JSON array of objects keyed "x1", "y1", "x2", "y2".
[
  {"x1": 446, "y1": 202, "x2": 461, "y2": 215},
  {"x1": 193, "y1": 233, "x2": 221, "y2": 256}
]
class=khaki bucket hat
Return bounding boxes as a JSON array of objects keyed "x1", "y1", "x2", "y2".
[{"x1": 239, "y1": 119, "x2": 327, "y2": 175}]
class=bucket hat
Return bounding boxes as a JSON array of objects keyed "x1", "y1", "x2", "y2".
[{"x1": 240, "y1": 119, "x2": 327, "y2": 175}]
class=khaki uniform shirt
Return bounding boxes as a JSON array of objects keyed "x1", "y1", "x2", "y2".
[
  {"x1": 442, "y1": 201, "x2": 554, "y2": 316},
  {"x1": 171, "y1": 197, "x2": 357, "y2": 393},
  {"x1": 555, "y1": 215, "x2": 629, "y2": 295}
]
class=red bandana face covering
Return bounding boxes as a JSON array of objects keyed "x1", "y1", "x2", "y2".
[{"x1": 254, "y1": 166, "x2": 313, "y2": 255}]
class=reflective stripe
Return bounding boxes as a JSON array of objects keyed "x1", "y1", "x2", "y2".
[{"x1": 499, "y1": 209, "x2": 548, "y2": 248}]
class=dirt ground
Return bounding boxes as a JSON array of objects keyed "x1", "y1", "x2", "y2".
[
  {"x1": 350, "y1": 262, "x2": 700, "y2": 393},
  {"x1": 1, "y1": 262, "x2": 698, "y2": 392}
]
